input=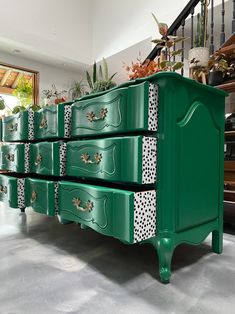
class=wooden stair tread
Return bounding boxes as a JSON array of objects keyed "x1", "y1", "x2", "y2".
[
  {"x1": 216, "y1": 81, "x2": 235, "y2": 93},
  {"x1": 218, "y1": 44, "x2": 235, "y2": 56}
]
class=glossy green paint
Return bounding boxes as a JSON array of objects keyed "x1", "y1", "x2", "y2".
[
  {"x1": 0, "y1": 143, "x2": 25, "y2": 172},
  {"x1": 34, "y1": 102, "x2": 72, "y2": 140},
  {"x1": 0, "y1": 174, "x2": 18, "y2": 208},
  {"x1": 25, "y1": 177, "x2": 56, "y2": 216},
  {"x1": 66, "y1": 136, "x2": 147, "y2": 184},
  {"x1": 2, "y1": 111, "x2": 28, "y2": 142},
  {"x1": 71, "y1": 82, "x2": 149, "y2": 137},
  {"x1": 30, "y1": 141, "x2": 60, "y2": 176},
  {"x1": 58, "y1": 181, "x2": 134, "y2": 242}
]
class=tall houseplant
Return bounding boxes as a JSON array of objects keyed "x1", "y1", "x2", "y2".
[{"x1": 188, "y1": 0, "x2": 209, "y2": 67}]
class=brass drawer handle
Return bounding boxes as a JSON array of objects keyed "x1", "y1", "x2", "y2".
[
  {"x1": 7, "y1": 123, "x2": 18, "y2": 132},
  {"x1": 0, "y1": 185, "x2": 7, "y2": 194},
  {"x1": 35, "y1": 154, "x2": 42, "y2": 166},
  {"x1": 39, "y1": 117, "x2": 47, "y2": 129},
  {"x1": 30, "y1": 190, "x2": 37, "y2": 203},
  {"x1": 5, "y1": 153, "x2": 15, "y2": 162},
  {"x1": 81, "y1": 153, "x2": 102, "y2": 164},
  {"x1": 72, "y1": 197, "x2": 94, "y2": 212},
  {"x1": 86, "y1": 108, "x2": 108, "y2": 122}
]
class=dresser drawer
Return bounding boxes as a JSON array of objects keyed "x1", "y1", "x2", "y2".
[
  {"x1": 25, "y1": 178, "x2": 58, "y2": 216},
  {"x1": 66, "y1": 136, "x2": 156, "y2": 184},
  {"x1": 0, "y1": 143, "x2": 30, "y2": 173},
  {"x1": 58, "y1": 181, "x2": 156, "y2": 243},
  {"x1": 71, "y1": 82, "x2": 158, "y2": 137},
  {"x1": 34, "y1": 102, "x2": 72, "y2": 140},
  {"x1": 0, "y1": 174, "x2": 25, "y2": 209},
  {"x1": 30, "y1": 141, "x2": 66, "y2": 176},
  {"x1": 2, "y1": 111, "x2": 31, "y2": 142}
]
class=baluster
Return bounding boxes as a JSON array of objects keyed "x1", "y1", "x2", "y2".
[
  {"x1": 210, "y1": 0, "x2": 214, "y2": 54},
  {"x1": 173, "y1": 30, "x2": 177, "y2": 63},
  {"x1": 181, "y1": 19, "x2": 185, "y2": 76},
  {"x1": 220, "y1": 0, "x2": 225, "y2": 45},
  {"x1": 232, "y1": 0, "x2": 235, "y2": 33},
  {"x1": 190, "y1": 7, "x2": 195, "y2": 49}
]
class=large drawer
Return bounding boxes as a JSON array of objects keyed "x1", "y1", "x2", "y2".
[
  {"x1": 2, "y1": 111, "x2": 31, "y2": 142},
  {"x1": 71, "y1": 81, "x2": 158, "y2": 137},
  {"x1": 34, "y1": 102, "x2": 72, "y2": 140},
  {"x1": 66, "y1": 136, "x2": 157, "y2": 184},
  {"x1": 0, "y1": 174, "x2": 25, "y2": 209},
  {"x1": 30, "y1": 141, "x2": 66, "y2": 176},
  {"x1": 0, "y1": 143, "x2": 30, "y2": 173},
  {"x1": 25, "y1": 177, "x2": 58, "y2": 216},
  {"x1": 58, "y1": 181, "x2": 156, "y2": 243}
]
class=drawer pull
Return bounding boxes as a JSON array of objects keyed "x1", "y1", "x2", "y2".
[
  {"x1": 7, "y1": 123, "x2": 18, "y2": 132},
  {"x1": 72, "y1": 197, "x2": 94, "y2": 212},
  {"x1": 39, "y1": 117, "x2": 47, "y2": 129},
  {"x1": 81, "y1": 153, "x2": 102, "y2": 164},
  {"x1": 30, "y1": 190, "x2": 37, "y2": 203},
  {"x1": 0, "y1": 185, "x2": 7, "y2": 194},
  {"x1": 86, "y1": 108, "x2": 108, "y2": 122},
  {"x1": 5, "y1": 153, "x2": 14, "y2": 162},
  {"x1": 35, "y1": 154, "x2": 42, "y2": 166}
]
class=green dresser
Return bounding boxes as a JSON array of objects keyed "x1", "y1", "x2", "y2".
[{"x1": 0, "y1": 72, "x2": 226, "y2": 283}]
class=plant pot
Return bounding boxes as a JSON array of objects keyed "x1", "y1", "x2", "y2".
[
  {"x1": 208, "y1": 71, "x2": 223, "y2": 86},
  {"x1": 188, "y1": 47, "x2": 209, "y2": 68}
]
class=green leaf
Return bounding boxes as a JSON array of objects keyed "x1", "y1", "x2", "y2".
[
  {"x1": 151, "y1": 38, "x2": 165, "y2": 44},
  {"x1": 109, "y1": 72, "x2": 117, "y2": 80},
  {"x1": 173, "y1": 62, "x2": 184, "y2": 70},
  {"x1": 86, "y1": 71, "x2": 93, "y2": 90},
  {"x1": 151, "y1": 12, "x2": 160, "y2": 28},
  {"x1": 173, "y1": 36, "x2": 189, "y2": 43},
  {"x1": 171, "y1": 49, "x2": 184, "y2": 56},
  {"x1": 0, "y1": 97, "x2": 5, "y2": 110},
  {"x1": 93, "y1": 61, "x2": 97, "y2": 84},
  {"x1": 99, "y1": 65, "x2": 103, "y2": 80},
  {"x1": 103, "y1": 58, "x2": 108, "y2": 81}
]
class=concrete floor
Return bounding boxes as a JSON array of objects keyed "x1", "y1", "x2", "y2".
[{"x1": 0, "y1": 204, "x2": 235, "y2": 314}]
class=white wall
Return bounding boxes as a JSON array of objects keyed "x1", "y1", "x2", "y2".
[
  {"x1": 0, "y1": 51, "x2": 84, "y2": 104},
  {"x1": 92, "y1": 0, "x2": 190, "y2": 61},
  {"x1": 0, "y1": 0, "x2": 93, "y2": 65}
]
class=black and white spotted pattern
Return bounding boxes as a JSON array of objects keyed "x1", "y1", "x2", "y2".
[
  {"x1": 17, "y1": 178, "x2": 25, "y2": 208},
  {"x1": 54, "y1": 182, "x2": 59, "y2": 213},
  {"x1": 142, "y1": 136, "x2": 157, "y2": 184},
  {"x1": 28, "y1": 110, "x2": 34, "y2": 140},
  {"x1": 24, "y1": 143, "x2": 30, "y2": 173},
  {"x1": 59, "y1": 142, "x2": 66, "y2": 176},
  {"x1": 148, "y1": 83, "x2": 158, "y2": 131},
  {"x1": 134, "y1": 190, "x2": 156, "y2": 243},
  {"x1": 64, "y1": 105, "x2": 72, "y2": 138}
]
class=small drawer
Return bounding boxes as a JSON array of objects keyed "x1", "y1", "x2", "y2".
[
  {"x1": 0, "y1": 143, "x2": 30, "y2": 173},
  {"x1": 2, "y1": 111, "x2": 30, "y2": 142},
  {"x1": 66, "y1": 136, "x2": 157, "y2": 184},
  {"x1": 30, "y1": 141, "x2": 66, "y2": 176},
  {"x1": 0, "y1": 174, "x2": 25, "y2": 209},
  {"x1": 58, "y1": 181, "x2": 156, "y2": 243},
  {"x1": 34, "y1": 102, "x2": 72, "y2": 140},
  {"x1": 25, "y1": 177, "x2": 58, "y2": 216},
  {"x1": 71, "y1": 81, "x2": 158, "y2": 137}
]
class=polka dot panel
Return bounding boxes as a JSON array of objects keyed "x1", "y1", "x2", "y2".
[
  {"x1": 148, "y1": 83, "x2": 158, "y2": 131},
  {"x1": 142, "y1": 137, "x2": 157, "y2": 184}
]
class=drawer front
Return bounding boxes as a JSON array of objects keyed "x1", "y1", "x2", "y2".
[
  {"x1": 25, "y1": 178, "x2": 57, "y2": 216},
  {"x1": 71, "y1": 82, "x2": 158, "y2": 137},
  {"x1": 0, "y1": 143, "x2": 29, "y2": 173},
  {"x1": 0, "y1": 174, "x2": 25, "y2": 208},
  {"x1": 30, "y1": 141, "x2": 66, "y2": 176},
  {"x1": 58, "y1": 181, "x2": 156, "y2": 243},
  {"x1": 66, "y1": 136, "x2": 157, "y2": 184},
  {"x1": 34, "y1": 104, "x2": 72, "y2": 140},
  {"x1": 2, "y1": 111, "x2": 29, "y2": 142}
]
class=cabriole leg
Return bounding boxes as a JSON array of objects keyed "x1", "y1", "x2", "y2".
[
  {"x1": 212, "y1": 229, "x2": 223, "y2": 254},
  {"x1": 156, "y1": 237, "x2": 174, "y2": 283}
]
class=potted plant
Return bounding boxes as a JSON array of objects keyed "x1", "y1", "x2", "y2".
[
  {"x1": 86, "y1": 58, "x2": 117, "y2": 93},
  {"x1": 69, "y1": 79, "x2": 85, "y2": 100},
  {"x1": 42, "y1": 84, "x2": 67, "y2": 105},
  {"x1": 188, "y1": 0, "x2": 209, "y2": 67},
  {"x1": 208, "y1": 53, "x2": 228, "y2": 86}
]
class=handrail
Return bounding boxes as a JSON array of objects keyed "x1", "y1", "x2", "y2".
[{"x1": 145, "y1": 0, "x2": 201, "y2": 61}]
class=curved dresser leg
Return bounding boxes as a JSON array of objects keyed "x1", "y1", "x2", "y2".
[
  {"x1": 212, "y1": 229, "x2": 223, "y2": 254},
  {"x1": 57, "y1": 215, "x2": 72, "y2": 225},
  {"x1": 156, "y1": 237, "x2": 174, "y2": 283},
  {"x1": 80, "y1": 223, "x2": 89, "y2": 230}
]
